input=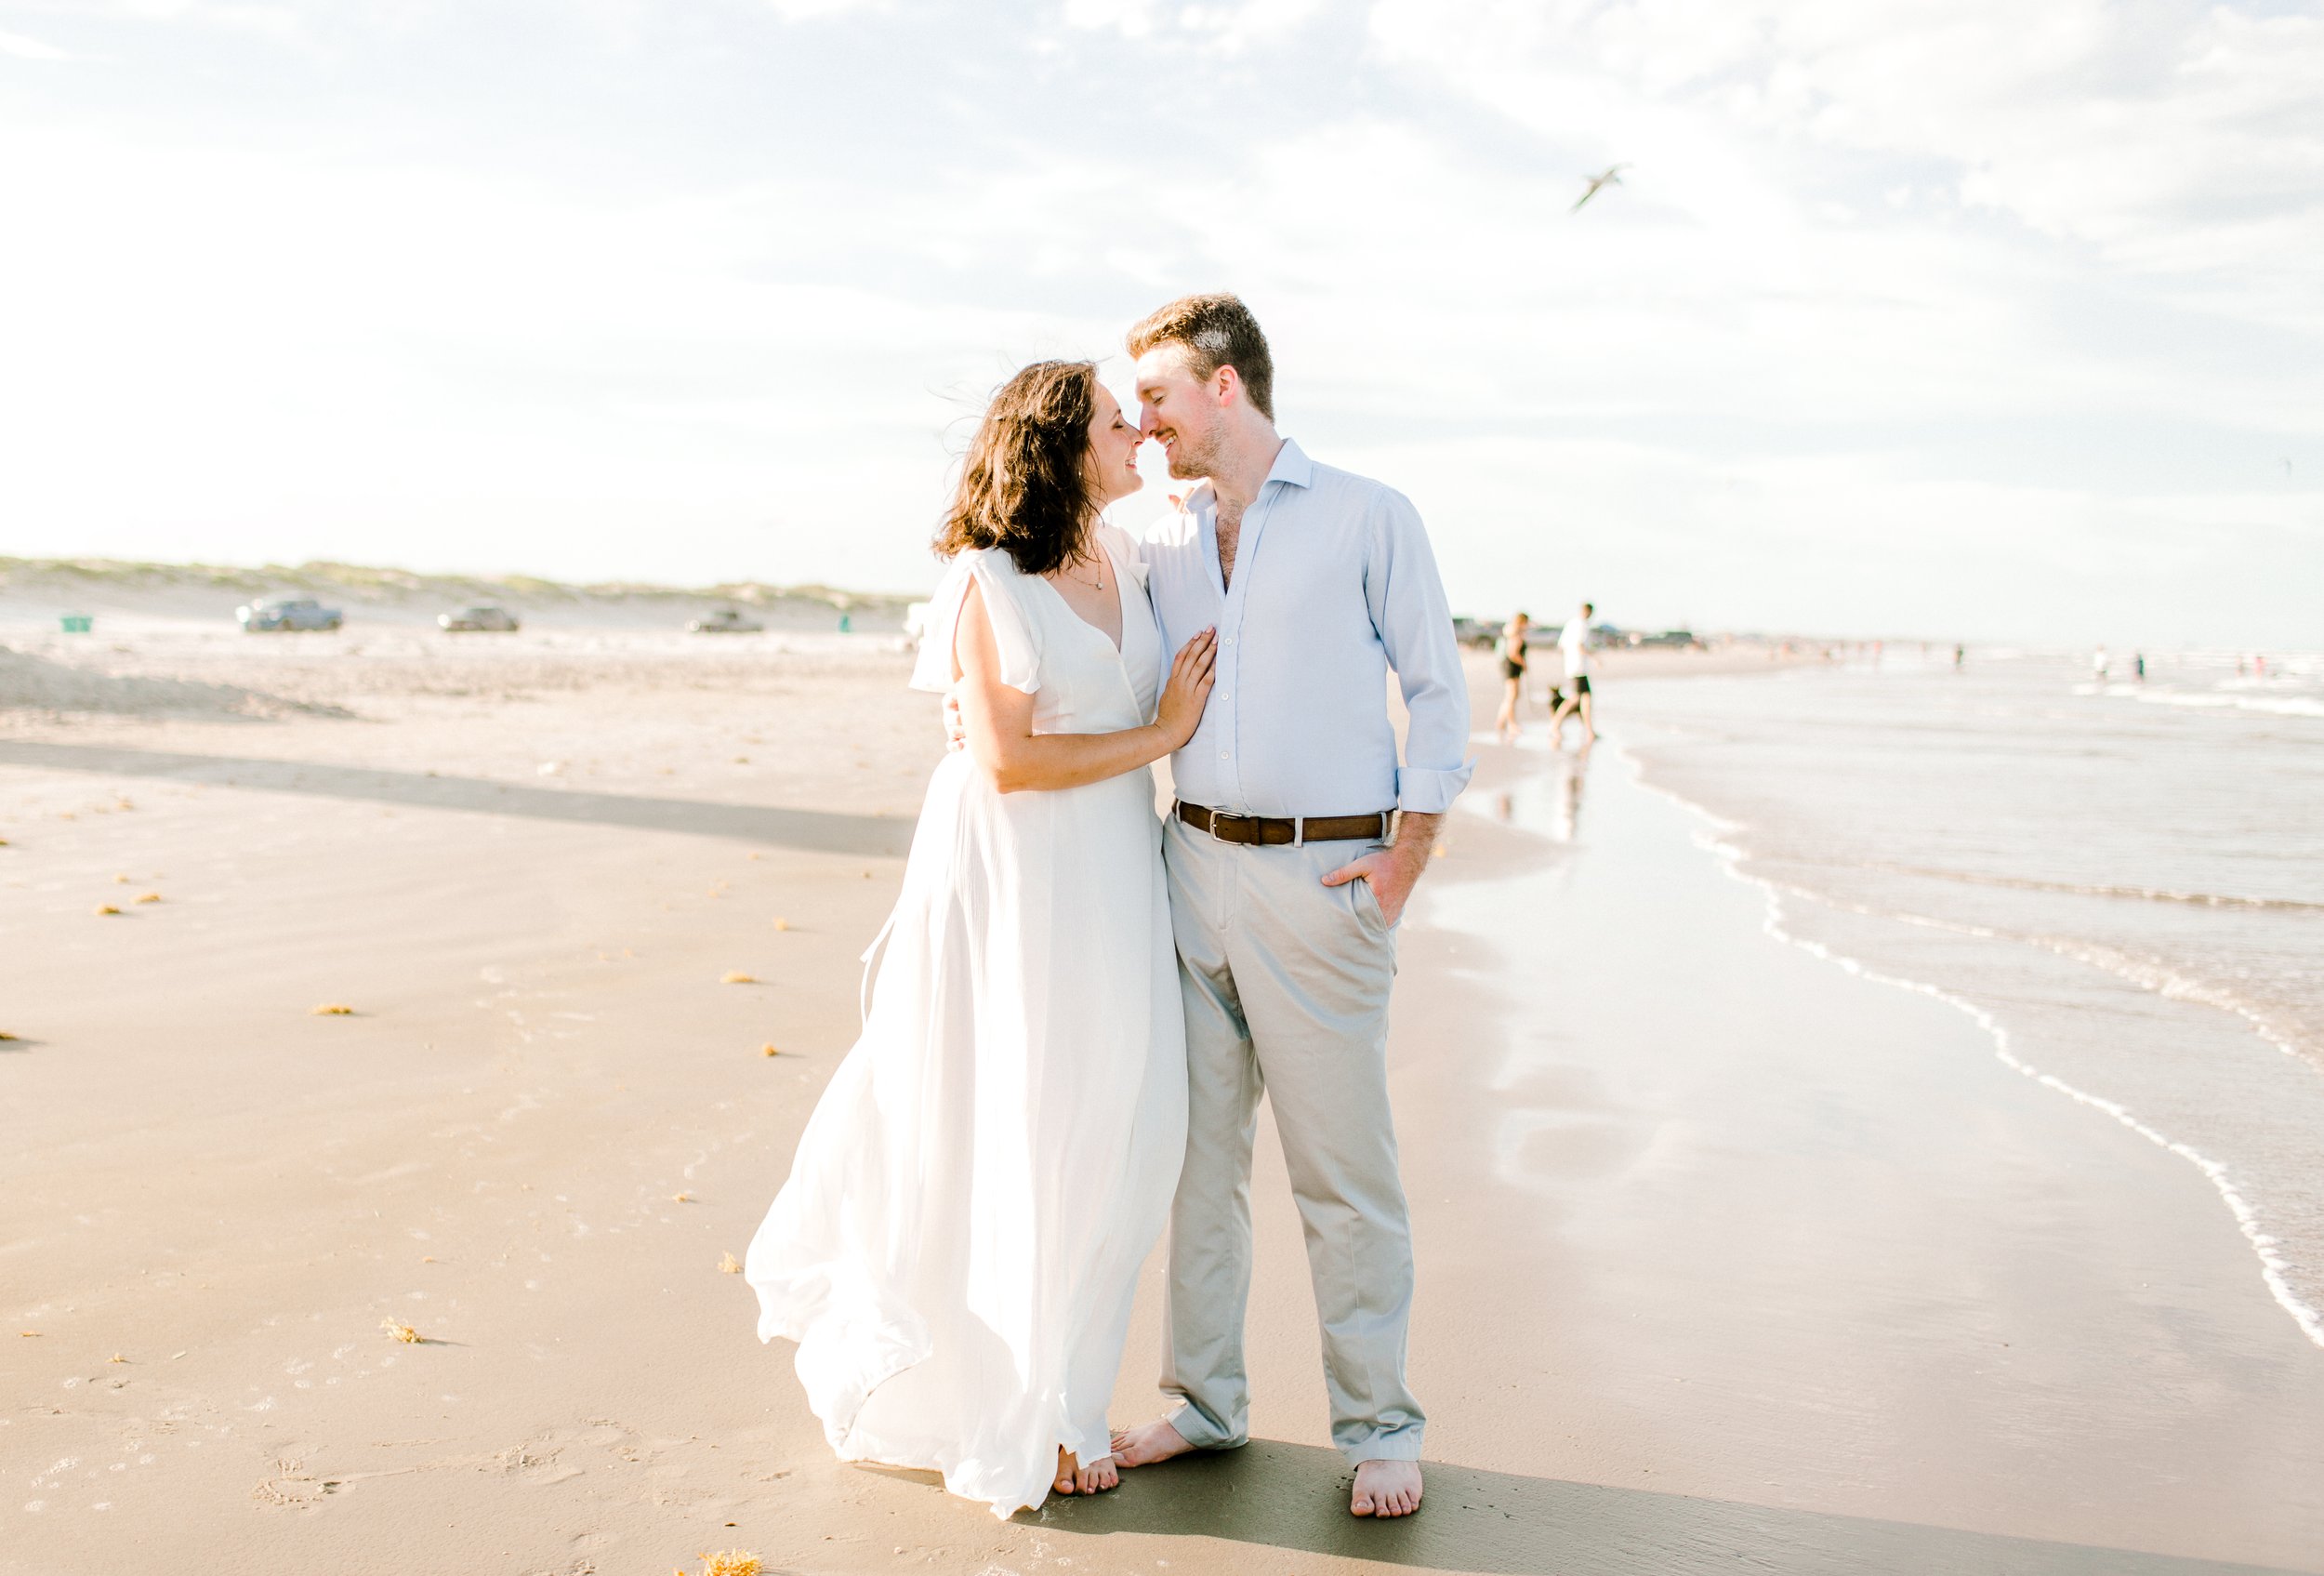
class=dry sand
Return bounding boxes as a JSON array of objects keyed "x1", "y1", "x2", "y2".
[{"x1": 4, "y1": 622, "x2": 2320, "y2": 1576}]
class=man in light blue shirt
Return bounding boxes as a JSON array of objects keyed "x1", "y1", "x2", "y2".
[
  {"x1": 1109, "y1": 294, "x2": 1472, "y2": 1521},
  {"x1": 1141, "y1": 440, "x2": 1476, "y2": 828}
]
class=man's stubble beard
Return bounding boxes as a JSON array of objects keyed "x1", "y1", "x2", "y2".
[{"x1": 1165, "y1": 424, "x2": 1222, "y2": 483}]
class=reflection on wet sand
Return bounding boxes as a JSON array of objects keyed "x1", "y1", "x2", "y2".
[{"x1": 1486, "y1": 739, "x2": 1592, "y2": 842}]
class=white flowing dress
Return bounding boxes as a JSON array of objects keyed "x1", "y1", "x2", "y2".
[{"x1": 746, "y1": 525, "x2": 1188, "y2": 1519}]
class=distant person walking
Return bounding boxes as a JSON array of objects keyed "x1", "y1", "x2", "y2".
[
  {"x1": 1550, "y1": 602, "x2": 1598, "y2": 745},
  {"x1": 1494, "y1": 612, "x2": 1531, "y2": 743},
  {"x1": 2093, "y1": 645, "x2": 2109, "y2": 682}
]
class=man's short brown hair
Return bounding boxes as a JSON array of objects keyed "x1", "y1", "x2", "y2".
[{"x1": 1126, "y1": 293, "x2": 1274, "y2": 421}]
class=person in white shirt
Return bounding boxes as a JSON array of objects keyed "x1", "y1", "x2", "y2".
[
  {"x1": 1104, "y1": 294, "x2": 1471, "y2": 1522},
  {"x1": 1550, "y1": 602, "x2": 1598, "y2": 744}
]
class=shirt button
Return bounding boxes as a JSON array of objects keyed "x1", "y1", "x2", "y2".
[
  {"x1": 1223, "y1": 636, "x2": 1235, "y2": 645},
  {"x1": 1219, "y1": 751, "x2": 1229, "y2": 761}
]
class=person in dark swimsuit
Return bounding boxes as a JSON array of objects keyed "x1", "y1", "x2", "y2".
[{"x1": 1494, "y1": 611, "x2": 1530, "y2": 743}]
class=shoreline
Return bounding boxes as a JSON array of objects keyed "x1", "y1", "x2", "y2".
[
  {"x1": 1603, "y1": 654, "x2": 2324, "y2": 1365},
  {"x1": 1627, "y1": 741, "x2": 2324, "y2": 1353},
  {"x1": 1417, "y1": 709, "x2": 2324, "y2": 1569}
]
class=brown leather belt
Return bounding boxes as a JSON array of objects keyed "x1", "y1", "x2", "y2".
[{"x1": 1175, "y1": 801, "x2": 1392, "y2": 846}]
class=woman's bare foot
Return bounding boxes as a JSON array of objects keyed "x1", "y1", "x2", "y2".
[
  {"x1": 1350, "y1": 1459, "x2": 1422, "y2": 1517},
  {"x1": 1053, "y1": 1446, "x2": 1119, "y2": 1497},
  {"x1": 1108, "y1": 1418, "x2": 1197, "y2": 1468}
]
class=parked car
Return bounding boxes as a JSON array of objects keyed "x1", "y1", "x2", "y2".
[
  {"x1": 237, "y1": 598, "x2": 342, "y2": 632},
  {"x1": 440, "y1": 604, "x2": 520, "y2": 632},
  {"x1": 1455, "y1": 615, "x2": 1560, "y2": 649},
  {"x1": 688, "y1": 608, "x2": 764, "y2": 634}
]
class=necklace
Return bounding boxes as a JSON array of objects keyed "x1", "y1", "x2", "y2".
[{"x1": 1062, "y1": 551, "x2": 1106, "y2": 591}]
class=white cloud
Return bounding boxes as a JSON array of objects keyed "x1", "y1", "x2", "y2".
[
  {"x1": 1060, "y1": 0, "x2": 1153, "y2": 36},
  {"x1": 0, "y1": 25, "x2": 73, "y2": 57},
  {"x1": 1063, "y1": 0, "x2": 1329, "y2": 51},
  {"x1": 762, "y1": 0, "x2": 883, "y2": 19},
  {"x1": 18, "y1": 0, "x2": 309, "y2": 39},
  {"x1": 1368, "y1": 0, "x2": 2324, "y2": 325}
]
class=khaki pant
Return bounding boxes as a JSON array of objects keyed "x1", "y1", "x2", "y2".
[{"x1": 1156, "y1": 815, "x2": 1424, "y2": 1463}]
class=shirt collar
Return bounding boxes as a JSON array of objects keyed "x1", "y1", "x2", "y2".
[{"x1": 1180, "y1": 436, "x2": 1312, "y2": 520}]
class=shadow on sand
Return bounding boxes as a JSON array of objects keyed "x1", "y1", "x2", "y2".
[
  {"x1": 1016, "y1": 1441, "x2": 2317, "y2": 1576},
  {"x1": 0, "y1": 742, "x2": 912, "y2": 859}
]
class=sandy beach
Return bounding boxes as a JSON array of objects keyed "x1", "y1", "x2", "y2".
[{"x1": 6, "y1": 614, "x2": 2322, "y2": 1576}]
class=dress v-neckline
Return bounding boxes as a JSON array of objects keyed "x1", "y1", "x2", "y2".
[{"x1": 1037, "y1": 538, "x2": 1127, "y2": 656}]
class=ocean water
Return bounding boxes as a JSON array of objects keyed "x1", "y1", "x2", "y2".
[{"x1": 1604, "y1": 648, "x2": 2324, "y2": 1348}]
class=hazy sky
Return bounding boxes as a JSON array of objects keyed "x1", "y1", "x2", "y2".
[{"x1": 4, "y1": 0, "x2": 2319, "y2": 645}]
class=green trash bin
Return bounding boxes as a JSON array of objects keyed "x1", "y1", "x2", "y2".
[{"x1": 59, "y1": 614, "x2": 93, "y2": 633}]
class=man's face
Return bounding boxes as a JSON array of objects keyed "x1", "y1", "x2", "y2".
[{"x1": 1135, "y1": 344, "x2": 1224, "y2": 481}]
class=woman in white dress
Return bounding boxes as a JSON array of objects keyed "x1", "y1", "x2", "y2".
[{"x1": 746, "y1": 361, "x2": 1216, "y2": 1518}]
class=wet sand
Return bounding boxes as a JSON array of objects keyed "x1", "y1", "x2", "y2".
[{"x1": 4, "y1": 630, "x2": 2320, "y2": 1575}]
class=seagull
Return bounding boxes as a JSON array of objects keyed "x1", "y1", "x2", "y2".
[{"x1": 1573, "y1": 164, "x2": 1629, "y2": 212}]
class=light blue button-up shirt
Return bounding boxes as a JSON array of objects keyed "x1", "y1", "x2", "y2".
[{"x1": 1139, "y1": 439, "x2": 1475, "y2": 818}]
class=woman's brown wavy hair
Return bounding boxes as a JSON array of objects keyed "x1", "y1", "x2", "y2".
[{"x1": 935, "y1": 360, "x2": 1100, "y2": 577}]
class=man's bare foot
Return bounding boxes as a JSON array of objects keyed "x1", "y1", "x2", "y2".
[
  {"x1": 1109, "y1": 1418, "x2": 1198, "y2": 1468},
  {"x1": 1351, "y1": 1459, "x2": 1422, "y2": 1517},
  {"x1": 1052, "y1": 1447, "x2": 1119, "y2": 1496}
]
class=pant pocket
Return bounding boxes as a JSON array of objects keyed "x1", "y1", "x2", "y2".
[{"x1": 1344, "y1": 840, "x2": 1396, "y2": 936}]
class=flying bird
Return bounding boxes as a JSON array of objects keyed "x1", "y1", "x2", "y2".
[{"x1": 1572, "y1": 164, "x2": 1629, "y2": 212}]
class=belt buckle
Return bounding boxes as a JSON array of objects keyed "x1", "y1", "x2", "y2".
[{"x1": 1207, "y1": 810, "x2": 1257, "y2": 845}]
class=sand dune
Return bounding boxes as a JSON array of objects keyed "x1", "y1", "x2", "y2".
[{"x1": 1, "y1": 555, "x2": 912, "y2": 635}]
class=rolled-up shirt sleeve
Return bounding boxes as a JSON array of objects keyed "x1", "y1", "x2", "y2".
[{"x1": 1366, "y1": 487, "x2": 1476, "y2": 814}]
